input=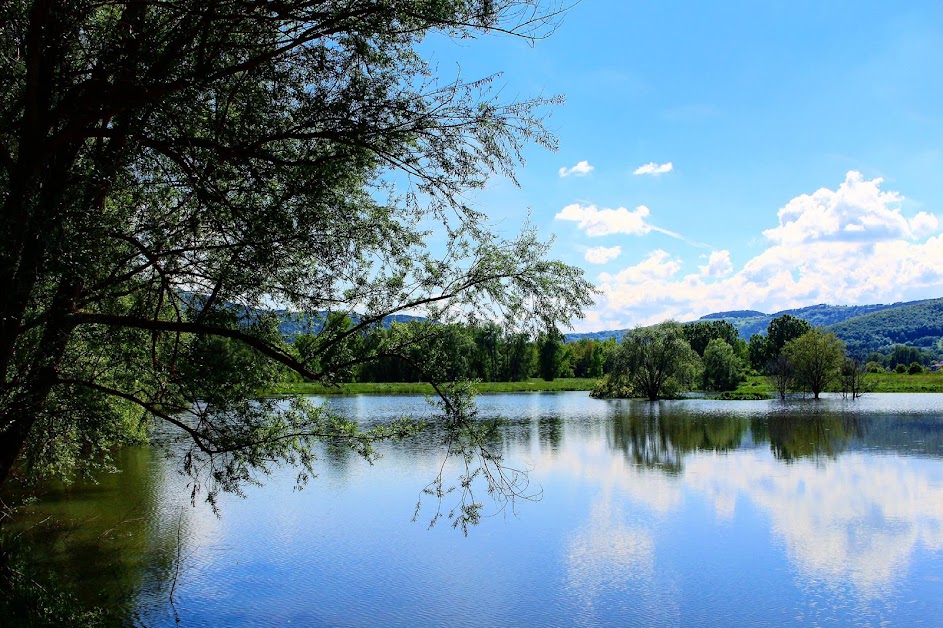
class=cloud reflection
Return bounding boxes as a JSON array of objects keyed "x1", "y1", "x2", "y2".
[{"x1": 539, "y1": 416, "x2": 943, "y2": 600}]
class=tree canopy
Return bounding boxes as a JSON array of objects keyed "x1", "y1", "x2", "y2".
[
  {"x1": 591, "y1": 322, "x2": 700, "y2": 401},
  {"x1": 682, "y1": 320, "x2": 739, "y2": 357},
  {"x1": 0, "y1": 0, "x2": 592, "y2": 524},
  {"x1": 783, "y1": 329, "x2": 845, "y2": 399},
  {"x1": 748, "y1": 314, "x2": 812, "y2": 372},
  {"x1": 701, "y1": 337, "x2": 741, "y2": 392}
]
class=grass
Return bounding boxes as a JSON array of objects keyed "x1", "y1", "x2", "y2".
[
  {"x1": 264, "y1": 371, "x2": 943, "y2": 397},
  {"x1": 864, "y1": 372, "x2": 943, "y2": 393},
  {"x1": 734, "y1": 371, "x2": 943, "y2": 395},
  {"x1": 263, "y1": 377, "x2": 600, "y2": 396},
  {"x1": 712, "y1": 391, "x2": 772, "y2": 400}
]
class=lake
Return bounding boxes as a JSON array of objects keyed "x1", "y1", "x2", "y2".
[{"x1": 15, "y1": 392, "x2": 943, "y2": 625}]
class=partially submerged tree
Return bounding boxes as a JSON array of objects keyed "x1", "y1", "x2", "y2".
[
  {"x1": 783, "y1": 329, "x2": 845, "y2": 399},
  {"x1": 767, "y1": 353, "x2": 794, "y2": 401},
  {"x1": 839, "y1": 356, "x2": 868, "y2": 400},
  {"x1": 0, "y1": 0, "x2": 592, "y2": 525},
  {"x1": 592, "y1": 322, "x2": 700, "y2": 401}
]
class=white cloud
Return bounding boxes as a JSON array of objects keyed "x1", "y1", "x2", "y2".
[
  {"x1": 698, "y1": 250, "x2": 733, "y2": 278},
  {"x1": 574, "y1": 172, "x2": 943, "y2": 331},
  {"x1": 763, "y1": 170, "x2": 938, "y2": 244},
  {"x1": 599, "y1": 249, "x2": 682, "y2": 284},
  {"x1": 556, "y1": 203, "x2": 654, "y2": 236},
  {"x1": 633, "y1": 161, "x2": 673, "y2": 176},
  {"x1": 584, "y1": 245, "x2": 621, "y2": 264},
  {"x1": 555, "y1": 203, "x2": 685, "y2": 241},
  {"x1": 559, "y1": 160, "x2": 594, "y2": 177}
]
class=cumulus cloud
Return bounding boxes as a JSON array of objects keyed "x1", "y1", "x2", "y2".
[
  {"x1": 599, "y1": 250, "x2": 682, "y2": 285},
  {"x1": 633, "y1": 161, "x2": 673, "y2": 176},
  {"x1": 763, "y1": 170, "x2": 938, "y2": 244},
  {"x1": 559, "y1": 160, "x2": 594, "y2": 177},
  {"x1": 555, "y1": 203, "x2": 684, "y2": 240},
  {"x1": 698, "y1": 250, "x2": 733, "y2": 278},
  {"x1": 573, "y1": 172, "x2": 943, "y2": 331},
  {"x1": 585, "y1": 245, "x2": 622, "y2": 264}
]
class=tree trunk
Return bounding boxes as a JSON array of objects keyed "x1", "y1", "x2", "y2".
[{"x1": 0, "y1": 283, "x2": 78, "y2": 486}]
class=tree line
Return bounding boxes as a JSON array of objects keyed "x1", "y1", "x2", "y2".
[
  {"x1": 592, "y1": 314, "x2": 885, "y2": 401},
  {"x1": 289, "y1": 311, "x2": 941, "y2": 400},
  {"x1": 287, "y1": 317, "x2": 620, "y2": 384}
]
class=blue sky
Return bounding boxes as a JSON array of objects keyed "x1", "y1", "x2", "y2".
[{"x1": 423, "y1": 1, "x2": 943, "y2": 331}]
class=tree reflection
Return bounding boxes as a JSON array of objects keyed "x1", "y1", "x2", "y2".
[
  {"x1": 606, "y1": 403, "x2": 878, "y2": 474},
  {"x1": 6, "y1": 446, "x2": 185, "y2": 622},
  {"x1": 538, "y1": 416, "x2": 564, "y2": 451},
  {"x1": 609, "y1": 404, "x2": 745, "y2": 474},
  {"x1": 754, "y1": 414, "x2": 866, "y2": 462}
]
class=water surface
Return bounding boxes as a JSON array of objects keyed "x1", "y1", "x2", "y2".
[{"x1": 17, "y1": 393, "x2": 943, "y2": 625}]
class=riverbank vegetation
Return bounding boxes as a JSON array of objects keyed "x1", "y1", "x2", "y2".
[
  {"x1": 266, "y1": 315, "x2": 943, "y2": 398},
  {"x1": 592, "y1": 314, "x2": 943, "y2": 400}
]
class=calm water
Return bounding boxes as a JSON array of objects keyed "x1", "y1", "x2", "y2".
[{"x1": 15, "y1": 392, "x2": 943, "y2": 626}]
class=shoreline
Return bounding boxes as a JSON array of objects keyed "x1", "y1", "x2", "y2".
[{"x1": 262, "y1": 372, "x2": 943, "y2": 397}]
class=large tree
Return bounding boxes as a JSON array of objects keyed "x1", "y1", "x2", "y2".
[
  {"x1": 0, "y1": 0, "x2": 591, "y2": 522},
  {"x1": 682, "y1": 320, "x2": 739, "y2": 357},
  {"x1": 592, "y1": 322, "x2": 700, "y2": 401},
  {"x1": 767, "y1": 314, "x2": 812, "y2": 356},
  {"x1": 783, "y1": 329, "x2": 845, "y2": 399}
]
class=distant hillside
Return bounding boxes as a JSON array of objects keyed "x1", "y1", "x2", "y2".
[
  {"x1": 276, "y1": 311, "x2": 424, "y2": 339},
  {"x1": 565, "y1": 298, "x2": 943, "y2": 357},
  {"x1": 697, "y1": 301, "x2": 921, "y2": 339},
  {"x1": 698, "y1": 310, "x2": 764, "y2": 320},
  {"x1": 563, "y1": 328, "x2": 630, "y2": 343},
  {"x1": 826, "y1": 299, "x2": 943, "y2": 357}
]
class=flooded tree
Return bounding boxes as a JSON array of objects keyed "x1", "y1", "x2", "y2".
[
  {"x1": 592, "y1": 322, "x2": 700, "y2": 401},
  {"x1": 783, "y1": 329, "x2": 845, "y2": 399}
]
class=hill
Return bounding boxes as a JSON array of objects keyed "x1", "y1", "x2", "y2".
[
  {"x1": 826, "y1": 299, "x2": 943, "y2": 357},
  {"x1": 275, "y1": 311, "x2": 423, "y2": 339},
  {"x1": 697, "y1": 301, "x2": 920, "y2": 339},
  {"x1": 565, "y1": 298, "x2": 943, "y2": 358},
  {"x1": 698, "y1": 310, "x2": 765, "y2": 320}
]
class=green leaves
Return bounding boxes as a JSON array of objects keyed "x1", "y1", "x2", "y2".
[
  {"x1": 593, "y1": 322, "x2": 701, "y2": 401},
  {"x1": 1, "y1": 1, "x2": 590, "y2": 533}
]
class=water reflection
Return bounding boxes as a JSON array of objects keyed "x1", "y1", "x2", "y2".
[
  {"x1": 10, "y1": 393, "x2": 943, "y2": 625},
  {"x1": 609, "y1": 404, "x2": 746, "y2": 474},
  {"x1": 760, "y1": 414, "x2": 865, "y2": 461},
  {"x1": 9, "y1": 447, "x2": 187, "y2": 620}
]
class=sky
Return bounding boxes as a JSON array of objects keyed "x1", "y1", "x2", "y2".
[{"x1": 421, "y1": 1, "x2": 943, "y2": 332}]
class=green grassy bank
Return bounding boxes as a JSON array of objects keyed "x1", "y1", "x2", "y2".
[
  {"x1": 264, "y1": 371, "x2": 943, "y2": 398},
  {"x1": 733, "y1": 371, "x2": 943, "y2": 396},
  {"x1": 263, "y1": 377, "x2": 600, "y2": 396}
]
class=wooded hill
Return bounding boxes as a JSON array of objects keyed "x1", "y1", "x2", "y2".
[
  {"x1": 566, "y1": 298, "x2": 943, "y2": 359},
  {"x1": 698, "y1": 301, "x2": 927, "y2": 339}
]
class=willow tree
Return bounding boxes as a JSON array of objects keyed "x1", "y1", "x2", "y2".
[
  {"x1": 0, "y1": 1, "x2": 591, "y2": 524},
  {"x1": 784, "y1": 329, "x2": 845, "y2": 399},
  {"x1": 592, "y1": 322, "x2": 700, "y2": 401}
]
